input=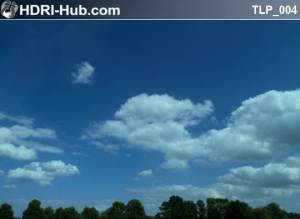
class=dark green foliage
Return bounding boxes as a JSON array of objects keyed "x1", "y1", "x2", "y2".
[
  {"x1": 206, "y1": 198, "x2": 229, "y2": 219},
  {"x1": 286, "y1": 213, "x2": 300, "y2": 219},
  {"x1": 22, "y1": 199, "x2": 45, "y2": 219},
  {"x1": 124, "y1": 199, "x2": 146, "y2": 219},
  {"x1": 101, "y1": 201, "x2": 126, "y2": 219},
  {"x1": 81, "y1": 207, "x2": 99, "y2": 219},
  {"x1": 197, "y1": 200, "x2": 206, "y2": 219},
  {"x1": 54, "y1": 207, "x2": 64, "y2": 219},
  {"x1": 252, "y1": 203, "x2": 286, "y2": 219},
  {"x1": 0, "y1": 203, "x2": 14, "y2": 219},
  {"x1": 44, "y1": 207, "x2": 54, "y2": 219},
  {"x1": 0, "y1": 195, "x2": 297, "y2": 219},
  {"x1": 53, "y1": 207, "x2": 80, "y2": 219},
  {"x1": 158, "y1": 196, "x2": 185, "y2": 219},
  {"x1": 265, "y1": 203, "x2": 286, "y2": 219},
  {"x1": 60, "y1": 207, "x2": 80, "y2": 219},
  {"x1": 182, "y1": 201, "x2": 198, "y2": 219},
  {"x1": 224, "y1": 200, "x2": 253, "y2": 219}
]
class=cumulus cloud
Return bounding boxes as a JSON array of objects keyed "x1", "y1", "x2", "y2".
[
  {"x1": 85, "y1": 93, "x2": 214, "y2": 170},
  {"x1": 0, "y1": 112, "x2": 62, "y2": 160},
  {"x1": 138, "y1": 169, "x2": 153, "y2": 178},
  {"x1": 197, "y1": 89, "x2": 300, "y2": 162},
  {"x1": 7, "y1": 160, "x2": 79, "y2": 186},
  {"x1": 0, "y1": 143, "x2": 36, "y2": 160},
  {"x1": 72, "y1": 62, "x2": 95, "y2": 84},
  {"x1": 129, "y1": 156, "x2": 300, "y2": 211},
  {"x1": 220, "y1": 156, "x2": 300, "y2": 189},
  {"x1": 85, "y1": 89, "x2": 300, "y2": 170}
]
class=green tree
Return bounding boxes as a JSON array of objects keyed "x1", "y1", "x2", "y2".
[
  {"x1": 206, "y1": 198, "x2": 229, "y2": 219},
  {"x1": 0, "y1": 203, "x2": 14, "y2": 219},
  {"x1": 252, "y1": 208, "x2": 267, "y2": 219},
  {"x1": 44, "y1": 207, "x2": 54, "y2": 219},
  {"x1": 264, "y1": 203, "x2": 285, "y2": 219},
  {"x1": 125, "y1": 199, "x2": 146, "y2": 219},
  {"x1": 54, "y1": 207, "x2": 64, "y2": 219},
  {"x1": 81, "y1": 207, "x2": 99, "y2": 219},
  {"x1": 22, "y1": 199, "x2": 45, "y2": 219},
  {"x1": 60, "y1": 207, "x2": 80, "y2": 219},
  {"x1": 183, "y1": 201, "x2": 198, "y2": 219},
  {"x1": 224, "y1": 200, "x2": 253, "y2": 219},
  {"x1": 101, "y1": 201, "x2": 126, "y2": 219},
  {"x1": 158, "y1": 196, "x2": 185, "y2": 219},
  {"x1": 196, "y1": 200, "x2": 206, "y2": 219}
]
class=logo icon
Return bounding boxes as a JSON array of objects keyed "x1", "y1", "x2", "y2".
[{"x1": 1, "y1": 1, "x2": 18, "y2": 19}]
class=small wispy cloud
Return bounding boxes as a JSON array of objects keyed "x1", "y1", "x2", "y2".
[
  {"x1": 137, "y1": 169, "x2": 154, "y2": 178},
  {"x1": 3, "y1": 184, "x2": 16, "y2": 189},
  {"x1": 92, "y1": 141, "x2": 120, "y2": 154},
  {"x1": 72, "y1": 62, "x2": 95, "y2": 84}
]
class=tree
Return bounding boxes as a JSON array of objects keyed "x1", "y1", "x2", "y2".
[
  {"x1": 0, "y1": 203, "x2": 14, "y2": 219},
  {"x1": 125, "y1": 199, "x2": 146, "y2": 219},
  {"x1": 264, "y1": 203, "x2": 285, "y2": 219},
  {"x1": 60, "y1": 207, "x2": 80, "y2": 219},
  {"x1": 54, "y1": 207, "x2": 64, "y2": 219},
  {"x1": 22, "y1": 199, "x2": 45, "y2": 219},
  {"x1": 196, "y1": 200, "x2": 206, "y2": 219},
  {"x1": 206, "y1": 198, "x2": 229, "y2": 219},
  {"x1": 81, "y1": 207, "x2": 99, "y2": 219},
  {"x1": 44, "y1": 207, "x2": 54, "y2": 219},
  {"x1": 252, "y1": 208, "x2": 267, "y2": 219},
  {"x1": 182, "y1": 201, "x2": 198, "y2": 219},
  {"x1": 101, "y1": 201, "x2": 126, "y2": 219},
  {"x1": 158, "y1": 196, "x2": 185, "y2": 219},
  {"x1": 224, "y1": 200, "x2": 253, "y2": 219}
]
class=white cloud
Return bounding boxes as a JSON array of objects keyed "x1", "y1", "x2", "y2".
[
  {"x1": 2, "y1": 184, "x2": 16, "y2": 189},
  {"x1": 0, "y1": 143, "x2": 36, "y2": 160},
  {"x1": 138, "y1": 169, "x2": 153, "y2": 178},
  {"x1": 220, "y1": 156, "x2": 300, "y2": 189},
  {"x1": 85, "y1": 89, "x2": 300, "y2": 170},
  {"x1": 72, "y1": 62, "x2": 95, "y2": 84},
  {"x1": 85, "y1": 93, "x2": 214, "y2": 170},
  {"x1": 160, "y1": 158, "x2": 189, "y2": 171},
  {"x1": 0, "y1": 111, "x2": 34, "y2": 126},
  {"x1": 7, "y1": 160, "x2": 79, "y2": 186},
  {"x1": 0, "y1": 170, "x2": 4, "y2": 176},
  {"x1": 197, "y1": 89, "x2": 300, "y2": 162},
  {"x1": 129, "y1": 156, "x2": 300, "y2": 211},
  {"x1": 0, "y1": 112, "x2": 62, "y2": 160}
]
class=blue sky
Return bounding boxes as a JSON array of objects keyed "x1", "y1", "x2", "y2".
[{"x1": 1, "y1": 21, "x2": 300, "y2": 215}]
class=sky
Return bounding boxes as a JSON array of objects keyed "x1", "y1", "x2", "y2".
[{"x1": 1, "y1": 21, "x2": 300, "y2": 215}]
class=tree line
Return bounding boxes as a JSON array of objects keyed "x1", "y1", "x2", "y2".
[{"x1": 0, "y1": 196, "x2": 299, "y2": 219}]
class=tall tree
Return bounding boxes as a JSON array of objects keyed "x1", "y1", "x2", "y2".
[
  {"x1": 44, "y1": 207, "x2": 54, "y2": 219},
  {"x1": 60, "y1": 207, "x2": 80, "y2": 219},
  {"x1": 224, "y1": 200, "x2": 253, "y2": 219},
  {"x1": 125, "y1": 199, "x2": 146, "y2": 219},
  {"x1": 54, "y1": 207, "x2": 64, "y2": 219},
  {"x1": 182, "y1": 201, "x2": 198, "y2": 219},
  {"x1": 0, "y1": 203, "x2": 14, "y2": 219},
  {"x1": 101, "y1": 201, "x2": 126, "y2": 219},
  {"x1": 206, "y1": 198, "x2": 229, "y2": 219},
  {"x1": 196, "y1": 200, "x2": 206, "y2": 219},
  {"x1": 264, "y1": 203, "x2": 286, "y2": 219},
  {"x1": 158, "y1": 196, "x2": 185, "y2": 219},
  {"x1": 81, "y1": 207, "x2": 99, "y2": 219},
  {"x1": 22, "y1": 199, "x2": 45, "y2": 219}
]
